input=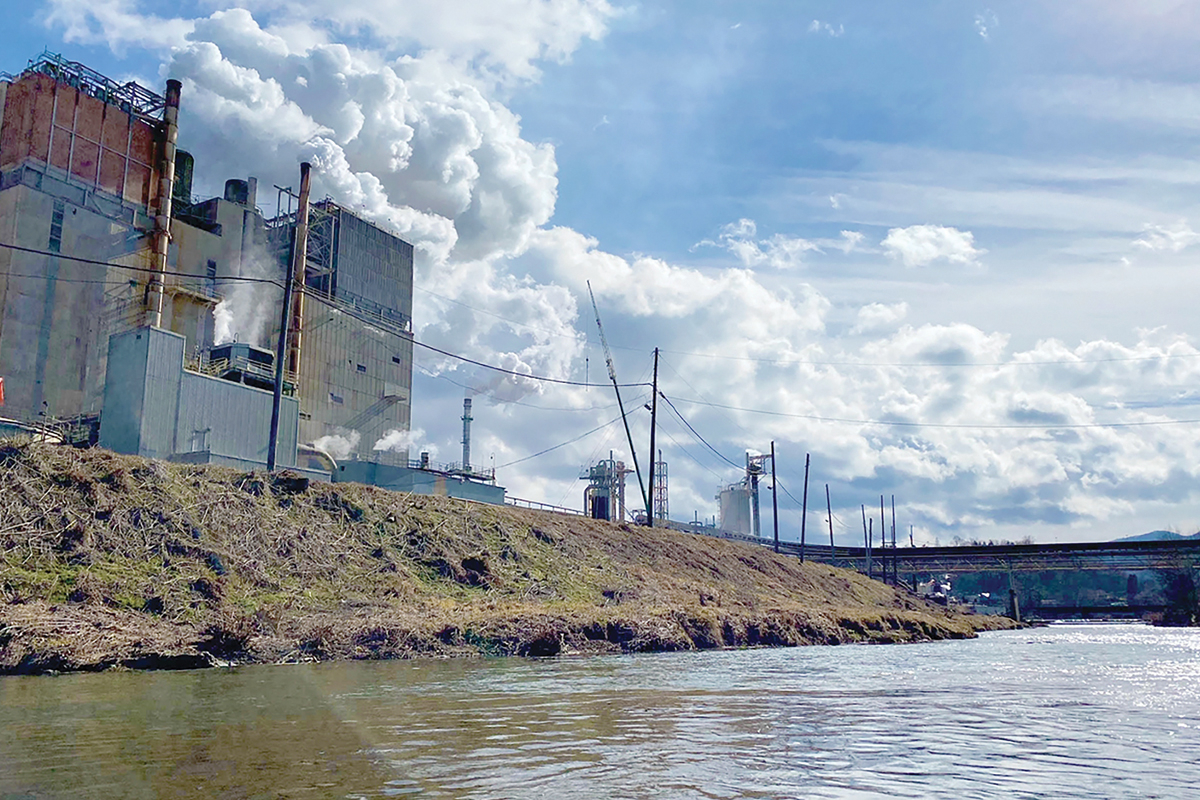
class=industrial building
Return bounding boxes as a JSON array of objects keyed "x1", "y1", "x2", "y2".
[{"x1": 0, "y1": 51, "x2": 502, "y2": 503}]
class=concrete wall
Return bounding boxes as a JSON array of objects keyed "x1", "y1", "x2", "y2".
[
  {"x1": 335, "y1": 460, "x2": 505, "y2": 505},
  {"x1": 0, "y1": 178, "x2": 142, "y2": 421},
  {"x1": 99, "y1": 326, "x2": 298, "y2": 468}
]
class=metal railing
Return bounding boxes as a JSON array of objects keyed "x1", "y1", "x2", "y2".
[{"x1": 506, "y1": 496, "x2": 584, "y2": 516}]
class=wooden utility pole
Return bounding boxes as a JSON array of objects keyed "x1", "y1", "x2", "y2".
[
  {"x1": 879, "y1": 495, "x2": 887, "y2": 585},
  {"x1": 891, "y1": 495, "x2": 897, "y2": 587},
  {"x1": 825, "y1": 483, "x2": 834, "y2": 559},
  {"x1": 862, "y1": 505, "x2": 871, "y2": 579},
  {"x1": 799, "y1": 452, "x2": 810, "y2": 563},
  {"x1": 268, "y1": 161, "x2": 310, "y2": 471},
  {"x1": 647, "y1": 347, "x2": 659, "y2": 527},
  {"x1": 868, "y1": 518, "x2": 874, "y2": 579}
]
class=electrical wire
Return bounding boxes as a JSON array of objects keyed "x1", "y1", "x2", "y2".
[
  {"x1": 303, "y1": 291, "x2": 649, "y2": 389},
  {"x1": 0, "y1": 241, "x2": 285, "y2": 285},
  {"x1": 657, "y1": 346, "x2": 1200, "y2": 368},
  {"x1": 495, "y1": 414, "x2": 626, "y2": 469},
  {"x1": 658, "y1": 392, "x2": 743, "y2": 469},
  {"x1": 655, "y1": 419, "x2": 727, "y2": 481},
  {"x1": 0, "y1": 271, "x2": 139, "y2": 286},
  {"x1": 3, "y1": 240, "x2": 641, "y2": 389},
  {"x1": 666, "y1": 394, "x2": 1200, "y2": 430},
  {"x1": 413, "y1": 364, "x2": 642, "y2": 412}
]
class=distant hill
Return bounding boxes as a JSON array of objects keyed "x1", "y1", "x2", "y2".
[{"x1": 1116, "y1": 530, "x2": 1200, "y2": 542}]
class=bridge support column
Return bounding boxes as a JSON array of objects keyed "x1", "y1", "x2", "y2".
[{"x1": 1007, "y1": 569, "x2": 1021, "y2": 622}]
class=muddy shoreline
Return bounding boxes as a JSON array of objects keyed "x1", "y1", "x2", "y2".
[{"x1": 0, "y1": 441, "x2": 1016, "y2": 675}]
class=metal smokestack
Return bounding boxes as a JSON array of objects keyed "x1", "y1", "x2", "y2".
[
  {"x1": 146, "y1": 78, "x2": 181, "y2": 328},
  {"x1": 461, "y1": 398, "x2": 473, "y2": 471}
]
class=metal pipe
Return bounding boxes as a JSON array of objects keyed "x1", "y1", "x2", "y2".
[
  {"x1": 267, "y1": 161, "x2": 311, "y2": 471},
  {"x1": 145, "y1": 79, "x2": 181, "y2": 328}
]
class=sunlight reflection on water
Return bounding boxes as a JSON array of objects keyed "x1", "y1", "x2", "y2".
[{"x1": 1, "y1": 624, "x2": 1198, "y2": 799}]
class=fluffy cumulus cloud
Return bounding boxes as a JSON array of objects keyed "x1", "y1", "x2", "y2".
[
  {"x1": 39, "y1": 0, "x2": 1200, "y2": 542},
  {"x1": 851, "y1": 302, "x2": 908, "y2": 335},
  {"x1": 882, "y1": 224, "x2": 984, "y2": 267}
]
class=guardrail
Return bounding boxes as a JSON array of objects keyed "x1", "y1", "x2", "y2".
[{"x1": 506, "y1": 496, "x2": 584, "y2": 516}]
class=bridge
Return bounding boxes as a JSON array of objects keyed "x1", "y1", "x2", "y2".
[
  {"x1": 665, "y1": 520, "x2": 1200, "y2": 575},
  {"x1": 780, "y1": 538, "x2": 1200, "y2": 575}
]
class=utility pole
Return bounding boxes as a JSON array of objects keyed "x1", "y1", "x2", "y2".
[
  {"x1": 825, "y1": 483, "x2": 834, "y2": 561},
  {"x1": 868, "y1": 518, "x2": 874, "y2": 580},
  {"x1": 799, "y1": 452, "x2": 810, "y2": 563},
  {"x1": 647, "y1": 347, "x2": 658, "y2": 527},
  {"x1": 879, "y1": 495, "x2": 887, "y2": 585},
  {"x1": 770, "y1": 441, "x2": 779, "y2": 553},
  {"x1": 862, "y1": 504, "x2": 871, "y2": 579},
  {"x1": 268, "y1": 161, "x2": 310, "y2": 472},
  {"x1": 891, "y1": 495, "x2": 897, "y2": 587}
]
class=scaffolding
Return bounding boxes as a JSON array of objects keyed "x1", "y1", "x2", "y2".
[
  {"x1": 652, "y1": 450, "x2": 669, "y2": 521},
  {"x1": 14, "y1": 50, "x2": 167, "y2": 121}
]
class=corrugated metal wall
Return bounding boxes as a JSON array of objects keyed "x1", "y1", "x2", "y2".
[{"x1": 99, "y1": 326, "x2": 298, "y2": 468}]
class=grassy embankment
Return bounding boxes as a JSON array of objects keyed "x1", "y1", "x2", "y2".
[{"x1": 0, "y1": 440, "x2": 1015, "y2": 674}]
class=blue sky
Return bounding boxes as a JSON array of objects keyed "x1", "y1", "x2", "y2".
[{"x1": 6, "y1": 1, "x2": 1200, "y2": 542}]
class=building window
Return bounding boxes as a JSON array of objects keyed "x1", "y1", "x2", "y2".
[
  {"x1": 329, "y1": 392, "x2": 344, "y2": 404},
  {"x1": 356, "y1": 364, "x2": 367, "y2": 373},
  {"x1": 392, "y1": 356, "x2": 401, "y2": 365}
]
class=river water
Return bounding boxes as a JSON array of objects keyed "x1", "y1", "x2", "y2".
[{"x1": 1, "y1": 624, "x2": 1197, "y2": 799}]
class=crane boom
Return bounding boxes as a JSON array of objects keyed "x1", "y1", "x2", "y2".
[{"x1": 587, "y1": 281, "x2": 648, "y2": 516}]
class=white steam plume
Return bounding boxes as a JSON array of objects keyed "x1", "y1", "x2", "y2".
[
  {"x1": 213, "y1": 250, "x2": 283, "y2": 347},
  {"x1": 373, "y1": 426, "x2": 436, "y2": 458},
  {"x1": 311, "y1": 429, "x2": 361, "y2": 461}
]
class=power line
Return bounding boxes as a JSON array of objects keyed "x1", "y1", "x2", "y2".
[
  {"x1": 3, "y1": 246, "x2": 648, "y2": 391},
  {"x1": 414, "y1": 364, "x2": 642, "y2": 412},
  {"x1": 655, "y1": 416, "x2": 727, "y2": 481},
  {"x1": 495, "y1": 414, "x2": 625, "y2": 469},
  {"x1": 0, "y1": 241, "x2": 284, "y2": 286},
  {"x1": 658, "y1": 346, "x2": 1200, "y2": 368},
  {"x1": 667, "y1": 395, "x2": 1200, "y2": 430},
  {"x1": 658, "y1": 392, "x2": 743, "y2": 469}
]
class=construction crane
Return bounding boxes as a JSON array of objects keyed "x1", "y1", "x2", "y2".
[{"x1": 587, "y1": 281, "x2": 648, "y2": 518}]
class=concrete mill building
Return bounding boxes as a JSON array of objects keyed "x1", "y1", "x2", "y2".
[{"x1": 0, "y1": 51, "x2": 501, "y2": 501}]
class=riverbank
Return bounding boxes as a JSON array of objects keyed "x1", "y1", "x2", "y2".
[{"x1": 0, "y1": 441, "x2": 1016, "y2": 674}]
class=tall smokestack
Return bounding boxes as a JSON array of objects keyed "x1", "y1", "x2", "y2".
[
  {"x1": 461, "y1": 397, "x2": 473, "y2": 471},
  {"x1": 146, "y1": 78, "x2": 181, "y2": 328}
]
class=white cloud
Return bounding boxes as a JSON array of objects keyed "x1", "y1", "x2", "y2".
[
  {"x1": 807, "y1": 20, "x2": 844, "y2": 37},
  {"x1": 46, "y1": 0, "x2": 618, "y2": 81},
  {"x1": 850, "y1": 302, "x2": 909, "y2": 335},
  {"x1": 975, "y1": 10, "x2": 998, "y2": 40},
  {"x1": 881, "y1": 224, "x2": 984, "y2": 267},
  {"x1": 696, "y1": 219, "x2": 864, "y2": 269},
  {"x1": 1134, "y1": 221, "x2": 1200, "y2": 252}
]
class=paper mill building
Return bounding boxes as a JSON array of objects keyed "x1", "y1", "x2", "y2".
[{"x1": 0, "y1": 51, "x2": 499, "y2": 502}]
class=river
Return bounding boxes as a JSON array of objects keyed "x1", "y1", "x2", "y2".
[{"x1": 1, "y1": 623, "x2": 1197, "y2": 799}]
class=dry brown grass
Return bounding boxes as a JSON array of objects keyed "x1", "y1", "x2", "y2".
[{"x1": 0, "y1": 440, "x2": 1015, "y2": 673}]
